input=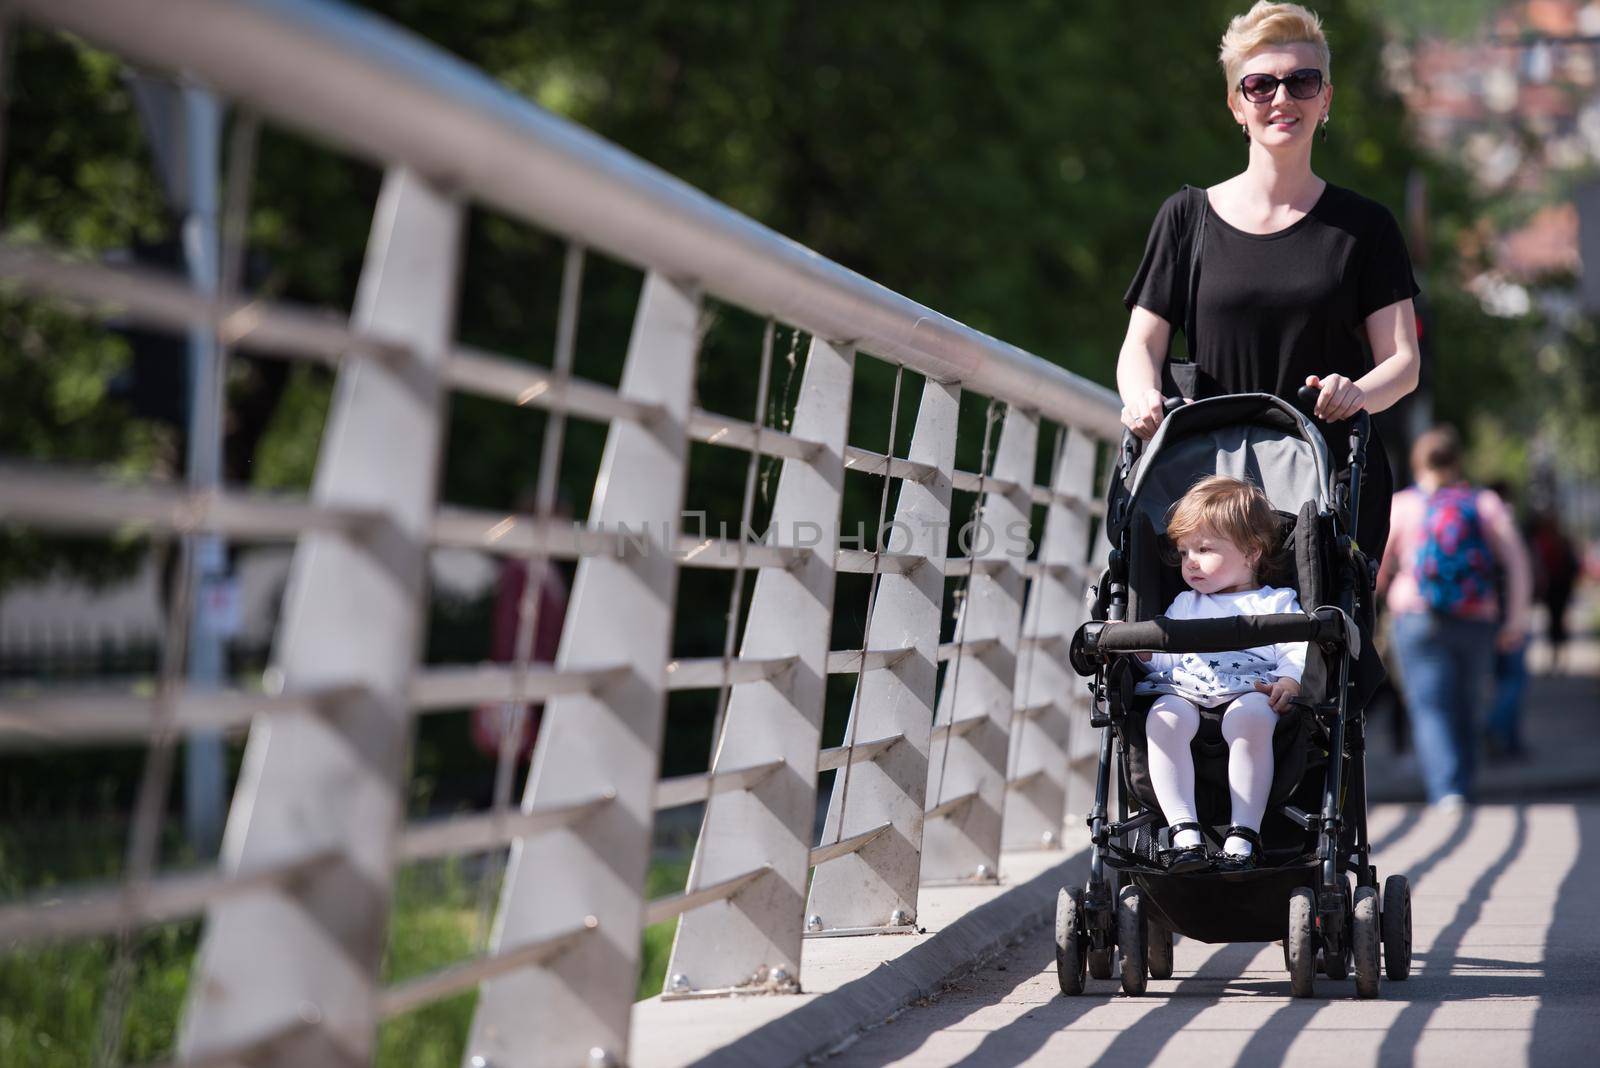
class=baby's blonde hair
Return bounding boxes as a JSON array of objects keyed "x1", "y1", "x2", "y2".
[
  {"x1": 1164, "y1": 475, "x2": 1282, "y2": 579},
  {"x1": 1219, "y1": 2, "x2": 1331, "y2": 90}
]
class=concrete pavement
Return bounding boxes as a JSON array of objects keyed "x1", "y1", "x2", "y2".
[{"x1": 822, "y1": 801, "x2": 1600, "y2": 1066}]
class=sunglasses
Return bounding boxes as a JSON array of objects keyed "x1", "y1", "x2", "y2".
[{"x1": 1237, "y1": 68, "x2": 1324, "y2": 103}]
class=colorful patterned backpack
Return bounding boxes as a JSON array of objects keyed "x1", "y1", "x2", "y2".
[{"x1": 1414, "y1": 485, "x2": 1498, "y2": 618}]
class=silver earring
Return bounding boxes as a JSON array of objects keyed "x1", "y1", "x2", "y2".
[
  {"x1": 1241, "y1": 124, "x2": 1250, "y2": 141},
  {"x1": 1320, "y1": 114, "x2": 1329, "y2": 143}
]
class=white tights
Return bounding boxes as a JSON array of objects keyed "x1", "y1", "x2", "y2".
[{"x1": 1146, "y1": 691, "x2": 1278, "y2": 855}]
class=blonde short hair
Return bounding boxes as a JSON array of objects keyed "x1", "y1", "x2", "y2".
[
  {"x1": 1164, "y1": 475, "x2": 1282, "y2": 578},
  {"x1": 1219, "y1": 2, "x2": 1331, "y2": 90}
]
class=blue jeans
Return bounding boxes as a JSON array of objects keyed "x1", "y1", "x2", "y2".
[
  {"x1": 1487, "y1": 639, "x2": 1530, "y2": 748},
  {"x1": 1391, "y1": 612, "x2": 1497, "y2": 802}
]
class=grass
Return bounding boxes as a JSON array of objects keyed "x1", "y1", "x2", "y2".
[{"x1": 0, "y1": 825, "x2": 694, "y2": 1067}]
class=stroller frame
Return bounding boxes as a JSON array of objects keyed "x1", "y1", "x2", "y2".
[{"x1": 1057, "y1": 391, "x2": 1413, "y2": 999}]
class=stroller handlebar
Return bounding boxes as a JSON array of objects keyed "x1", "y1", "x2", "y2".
[{"x1": 1070, "y1": 609, "x2": 1358, "y2": 677}]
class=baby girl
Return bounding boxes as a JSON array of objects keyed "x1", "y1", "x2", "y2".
[{"x1": 1138, "y1": 474, "x2": 1306, "y2": 873}]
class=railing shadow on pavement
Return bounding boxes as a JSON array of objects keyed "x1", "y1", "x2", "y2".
[
  {"x1": 821, "y1": 806, "x2": 1484, "y2": 1068},
  {"x1": 1530, "y1": 802, "x2": 1600, "y2": 1065}
]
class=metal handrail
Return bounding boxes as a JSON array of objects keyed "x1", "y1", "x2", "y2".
[{"x1": 27, "y1": 0, "x2": 1122, "y2": 438}]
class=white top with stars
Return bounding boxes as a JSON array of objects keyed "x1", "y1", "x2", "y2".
[{"x1": 1134, "y1": 585, "x2": 1308, "y2": 708}]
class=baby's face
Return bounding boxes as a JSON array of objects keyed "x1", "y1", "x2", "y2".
[{"x1": 1174, "y1": 527, "x2": 1257, "y2": 594}]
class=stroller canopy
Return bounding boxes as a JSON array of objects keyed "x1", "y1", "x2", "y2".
[{"x1": 1110, "y1": 394, "x2": 1334, "y2": 539}]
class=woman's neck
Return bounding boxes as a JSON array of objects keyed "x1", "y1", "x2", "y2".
[{"x1": 1240, "y1": 146, "x2": 1322, "y2": 207}]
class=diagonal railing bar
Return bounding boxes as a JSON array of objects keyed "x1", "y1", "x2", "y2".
[
  {"x1": 409, "y1": 663, "x2": 628, "y2": 709},
  {"x1": 0, "y1": 848, "x2": 339, "y2": 946},
  {"x1": 0, "y1": 241, "x2": 410, "y2": 367},
  {"x1": 0, "y1": 687, "x2": 357, "y2": 743},
  {"x1": 449, "y1": 345, "x2": 661, "y2": 423},
  {"x1": 825, "y1": 646, "x2": 917, "y2": 675},
  {"x1": 815, "y1": 734, "x2": 904, "y2": 773},
  {"x1": 929, "y1": 716, "x2": 986, "y2": 746},
  {"x1": 691, "y1": 406, "x2": 821, "y2": 462},
  {"x1": 398, "y1": 794, "x2": 615, "y2": 862},
  {"x1": 808, "y1": 822, "x2": 892, "y2": 867},
  {"x1": 378, "y1": 919, "x2": 598, "y2": 1019},
  {"x1": 925, "y1": 791, "x2": 980, "y2": 821},
  {"x1": 654, "y1": 760, "x2": 787, "y2": 811},
  {"x1": 0, "y1": 464, "x2": 386, "y2": 541},
  {"x1": 663, "y1": 655, "x2": 798, "y2": 691},
  {"x1": 833, "y1": 547, "x2": 929, "y2": 575},
  {"x1": 646, "y1": 866, "x2": 771, "y2": 927},
  {"x1": 844, "y1": 444, "x2": 938, "y2": 484}
]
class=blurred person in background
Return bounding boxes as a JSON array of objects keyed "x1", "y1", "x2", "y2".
[
  {"x1": 1527, "y1": 505, "x2": 1582, "y2": 674},
  {"x1": 1379, "y1": 428, "x2": 1531, "y2": 806},
  {"x1": 469, "y1": 493, "x2": 571, "y2": 775},
  {"x1": 1484, "y1": 480, "x2": 1533, "y2": 762}
]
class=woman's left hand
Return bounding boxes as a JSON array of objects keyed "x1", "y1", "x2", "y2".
[{"x1": 1305, "y1": 374, "x2": 1366, "y2": 421}]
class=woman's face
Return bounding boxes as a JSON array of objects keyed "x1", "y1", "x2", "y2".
[
  {"x1": 1228, "y1": 42, "x2": 1332, "y2": 150},
  {"x1": 1174, "y1": 527, "x2": 1258, "y2": 595}
]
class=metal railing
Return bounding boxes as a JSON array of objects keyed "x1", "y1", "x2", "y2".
[{"x1": 0, "y1": 1, "x2": 1123, "y2": 1066}]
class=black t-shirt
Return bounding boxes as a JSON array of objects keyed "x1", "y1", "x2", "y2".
[{"x1": 1123, "y1": 183, "x2": 1420, "y2": 401}]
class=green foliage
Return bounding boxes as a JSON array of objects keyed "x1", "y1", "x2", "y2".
[
  {"x1": 0, "y1": 29, "x2": 173, "y2": 592},
  {"x1": 639, "y1": 857, "x2": 692, "y2": 1000}
]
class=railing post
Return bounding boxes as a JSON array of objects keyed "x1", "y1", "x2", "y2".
[
  {"x1": 664, "y1": 337, "x2": 853, "y2": 994},
  {"x1": 178, "y1": 168, "x2": 462, "y2": 1066},
  {"x1": 921, "y1": 404, "x2": 1038, "y2": 884},
  {"x1": 806, "y1": 379, "x2": 959, "y2": 932},
  {"x1": 1003, "y1": 427, "x2": 1097, "y2": 851},
  {"x1": 464, "y1": 272, "x2": 698, "y2": 1068}
]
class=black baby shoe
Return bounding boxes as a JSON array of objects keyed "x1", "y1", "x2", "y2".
[{"x1": 1160, "y1": 821, "x2": 1210, "y2": 874}]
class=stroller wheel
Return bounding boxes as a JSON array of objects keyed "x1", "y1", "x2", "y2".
[
  {"x1": 1088, "y1": 943, "x2": 1114, "y2": 980},
  {"x1": 1353, "y1": 885, "x2": 1382, "y2": 998},
  {"x1": 1147, "y1": 918, "x2": 1174, "y2": 980},
  {"x1": 1055, "y1": 888, "x2": 1088, "y2": 996},
  {"x1": 1117, "y1": 885, "x2": 1148, "y2": 996},
  {"x1": 1286, "y1": 887, "x2": 1316, "y2": 998},
  {"x1": 1382, "y1": 875, "x2": 1413, "y2": 980}
]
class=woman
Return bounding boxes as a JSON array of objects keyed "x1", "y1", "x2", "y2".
[
  {"x1": 1117, "y1": 1, "x2": 1421, "y2": 560},
  {"x1": 1379, "y1": 427, "x2": 1531, "y2": 806}
]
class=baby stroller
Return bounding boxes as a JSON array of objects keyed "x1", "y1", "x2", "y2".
[{"x1": 1058, "y1": 390, "x2": 1413, "y2": 999}]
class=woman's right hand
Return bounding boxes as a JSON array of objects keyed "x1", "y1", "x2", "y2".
[{"x1": 1121, "y1": 388, "x2": 1167, "y2": 440}]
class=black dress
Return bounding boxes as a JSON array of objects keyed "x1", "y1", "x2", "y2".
[{"x1": 1123, "y1": 182, "x2": 1421, "y2": 560}]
